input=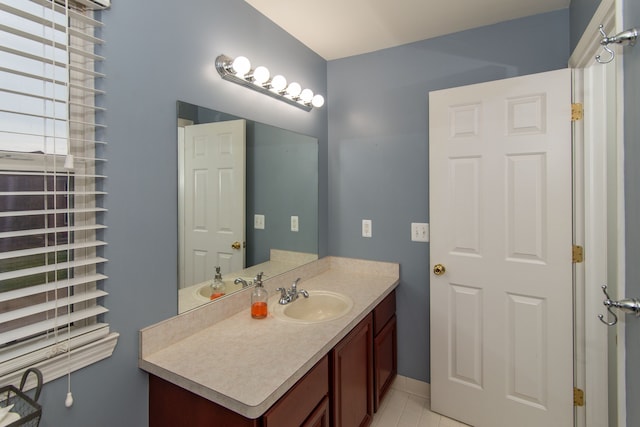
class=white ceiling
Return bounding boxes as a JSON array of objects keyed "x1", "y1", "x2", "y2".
[{"x1": 244, "y1": 0, "x2": 570, "y2": 60}]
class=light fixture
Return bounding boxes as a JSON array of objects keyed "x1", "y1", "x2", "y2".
[{"x1": 215, "y1": 54, "x2": 324, "y2": 111}]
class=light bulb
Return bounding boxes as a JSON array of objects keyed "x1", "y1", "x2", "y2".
[
  {"x1": 252, "y1": 66, "x2": 270, "y2": 85},
  {"x1": 270, "y1": 75, "x2": 287, "y2": 92},
  {"x1": 231, "y1": 56, "x2": 251, "y2": 76},
  {"x1": 311, "y1": 94, "x2": 325, "y2": 108},
  {"x1": 300, "y1": 89, "x2": 314, "y2": 103},
  {"x1": 286, "y1": 82, "x2": 302, "y2": 98}
]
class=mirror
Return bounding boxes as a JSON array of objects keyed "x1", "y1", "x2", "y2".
[{"x1": 177, "y1": 101, "x2": 319, "y2": 313}]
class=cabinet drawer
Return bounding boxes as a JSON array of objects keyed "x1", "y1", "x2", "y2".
[
  {"x1": 264, "y1": 355, "x2": 329, "y2": 427},
  {"x1": 374, "y1": 290, "x2": 396, "y2": 336}
]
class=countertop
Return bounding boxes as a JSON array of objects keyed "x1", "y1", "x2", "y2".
[{"x1": 139, "y1": 256, "x2": 399, "y2": 419}]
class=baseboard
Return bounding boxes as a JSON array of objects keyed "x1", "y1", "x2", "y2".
[{"x1": 390, "y1": 374, "x2": 430, "y2": 399}]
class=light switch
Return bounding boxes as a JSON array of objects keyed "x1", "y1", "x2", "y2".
[
  {"x1": 411, "y1": 222, "x2": 429, "y2": 242},
  {"x1": 291, "y1": 215, "x2": 299, "y2": 232},
  {"x1": 254, "y1": 214, "x2": 265, "y2": 230},
  {"x1": 362, "y1": 219, "x2": 372, "y2": 238}
]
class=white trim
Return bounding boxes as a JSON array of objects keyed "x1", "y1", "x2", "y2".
[
  {"x1": 390, "y1": 375, "x2": 430, "y2": 400},
  {"x1": 613, "y1": 2, "x2": 626, "y2": 425},
  {"x1": 570, "y1": 0, "x2": 627, "y2": 426},
  {"x1": 0, "y1": 332, "x2": 118, "y2": 391},
  {"x1": 572, "y1": 66, "x2": 587, "y2": 427}
]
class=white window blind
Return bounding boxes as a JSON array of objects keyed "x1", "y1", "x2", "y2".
[{"x1": 0, "y1": 0, "x2": 116, "y2": 385}]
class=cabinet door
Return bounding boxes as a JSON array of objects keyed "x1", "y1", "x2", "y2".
[
  {"x1": 302, "y1": 396, "x2": 330, "y2": 427},
  {"x1": 331, "y1": 314, "x2": 373, "y2": 427},
  {"x1": 374, "y1": 315, "x2": 397, "y2": 411}
]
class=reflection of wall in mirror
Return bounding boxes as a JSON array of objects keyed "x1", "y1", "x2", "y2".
[{"x1": 247, "y1": 122, "x2": 318, "y2": 266}]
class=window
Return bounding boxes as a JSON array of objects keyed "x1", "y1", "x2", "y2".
[{"x1": 0, "y1": 0, "x2": 116, "y2": 386}]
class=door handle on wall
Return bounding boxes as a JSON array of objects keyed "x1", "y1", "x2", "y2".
[{"x1": 598, "y1": 285, "x2": 640, "y2": 326}]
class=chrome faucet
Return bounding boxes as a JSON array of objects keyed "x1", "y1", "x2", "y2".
[
  {"x1": 234, "y1": 277, "x2": 251, "y2": 288},
  {"x1": 275, "y1": 278, "x2": 309, "y2": 305}
]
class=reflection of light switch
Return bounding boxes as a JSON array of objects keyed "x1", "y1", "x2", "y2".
[
  {"x1": 254, "y1": 214, "x2": 265, "y2": 230},
  {"x1": 291, "y1": 216, "x2": 299, "y2": 232},
  {"x1": 362, "y1": 219, "x2": 372, "y2": 238}
]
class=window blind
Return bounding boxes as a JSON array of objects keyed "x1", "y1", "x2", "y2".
[{"x1": 0, "y1": 0, "x2": 114, "y2": 381}]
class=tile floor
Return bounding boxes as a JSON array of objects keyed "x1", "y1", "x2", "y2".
[{"x1": 371, "y1": 387, "x2": 470, "y2": 427}]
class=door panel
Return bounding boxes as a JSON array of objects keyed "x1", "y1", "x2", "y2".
[
  {"x1": 183, "y1": 120, "x2": 246, "y2": 286},
  {"x1": 429, "y1": 69, "x2": 573, "y2": 427}
]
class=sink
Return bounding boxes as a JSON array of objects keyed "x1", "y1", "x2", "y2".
[
  {"x1": 273, "y1": 290, "x2": 354, "y2": 324},
  {"x1": 195, "y1": 278, "x2": 252, "y2": 301}
]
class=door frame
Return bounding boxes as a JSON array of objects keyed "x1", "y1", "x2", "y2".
[{"x1": 569, "y1": 0, "x2": 626, "y2": 425}]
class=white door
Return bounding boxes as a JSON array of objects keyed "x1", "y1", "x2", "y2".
[
  {"x1": 429, "y1": 69, "x2": 573, "y2": 427},
  {"x1": 183, "y1": 120, "x2": 246, "y2": 287}
]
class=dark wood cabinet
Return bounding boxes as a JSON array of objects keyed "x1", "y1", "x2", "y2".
[
  {"x1": 148, "y1": 291, "x2": 397, "y2": 427},
  {"x1": 373, "y1": 291, "x2": 397, "y2": 412},
  {"x1": 264, "y1": 356, "x2": 329, "y2": 427},
  {"x1": 331, "y1": 313, "x2": 374, "y2": 427},
  {"x1": 149, "y1": 356, "x2": 328, "y2": 427},
  {"x1": 149, "y1": 374, "x2": 259, "y2": 427}
]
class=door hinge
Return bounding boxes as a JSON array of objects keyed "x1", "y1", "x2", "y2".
[
  {"x1": 571, "y1": 103, "x2": 584, "y2": 121},
  {"x1": 574, "y1": 387, "x2": 585, "y2": 406},
  {"x1": 573, "y1": 245, "x2": 584, "y2": 263}
]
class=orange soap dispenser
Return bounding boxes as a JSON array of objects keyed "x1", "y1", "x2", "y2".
[{"x1": 251, "y1": 272, "x2": 268, "y2": 319}]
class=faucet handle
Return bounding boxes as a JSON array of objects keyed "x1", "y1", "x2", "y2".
[{"x1": 275, "y1": 287, "x2": 288, "y2": 298}]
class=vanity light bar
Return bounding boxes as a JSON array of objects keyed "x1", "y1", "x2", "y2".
[{"x1": 215, "y1": 54, "x2": 325, "y2": 112}]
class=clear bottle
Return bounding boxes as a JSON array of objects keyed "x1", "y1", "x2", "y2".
[
  {"x1": 251, "y1": 272, "x2": 268, "y2": 319},
  {"x1": 210, "y1": 266, "x2": 226, "y2": 300}
]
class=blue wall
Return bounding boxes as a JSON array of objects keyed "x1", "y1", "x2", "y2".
[
  {"x1": 570, "y1": 0, "x2": 602, "y2": 51},
  {"x1": 327, "y1": 10, "x2": 570, "y2": 383},
  {"x1": 248, "y1": 123, "x2": 318, "y2": 265},
  {"x1": 35, "y1": 0, "x2": 327, "y2": 426}
]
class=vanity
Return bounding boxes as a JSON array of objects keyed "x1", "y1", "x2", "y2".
[{"x1": 139, "y1": 257, "x2": 399, "y2": 426}]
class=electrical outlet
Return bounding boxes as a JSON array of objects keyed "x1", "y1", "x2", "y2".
[
  {"x1": 254, "y1": 214, "x2": 265, "y2": 230},
  {"x1": 291, "y1": 215, "x2": 299, "y2": 232},
  {"x1": 411, "y1": 222, "x2": 429, "y2": 242},
  {"x1": 362, "y1": 219, "x2": 372, "y2": 238}
]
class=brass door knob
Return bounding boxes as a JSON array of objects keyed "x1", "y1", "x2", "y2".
[
  {"x1": 433, "y1": 264, "x2": 446, "y2": 276},
  {"x1": 231, "y1": 241, "x2": 241, "y2": 250}
]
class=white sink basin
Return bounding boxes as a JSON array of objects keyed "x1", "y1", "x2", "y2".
[{"x1": 273, "y1": 290, "x2": 354, "y2": 324}]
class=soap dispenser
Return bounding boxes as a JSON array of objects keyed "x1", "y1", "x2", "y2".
[
  {"x1": 251, "y1": 272, "x2": 268, "y2": 319},
  {"x1": 210, "y1": 266, "x2": 225, "y2": 300}
]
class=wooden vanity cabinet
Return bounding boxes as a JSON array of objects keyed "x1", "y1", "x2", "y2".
[
  {"x1": 148, "y1": 290, "x2": 397, "y2": 427},
  {"x1": 373, "y1": 290, "x2": 397, "y2": 412},
  {"x1": 148, "y1": 374, "x2": 259, "y2": 427},
  {"x1": 149, "y1": 355, "x2": 328, "y2": 427},
  {"x1": 330, "y1": 313, "x2": 374, "y2": 427}
]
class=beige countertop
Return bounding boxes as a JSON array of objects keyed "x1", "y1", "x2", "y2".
[{"x1": 139, "y1": 256, "x2": 399, "y2": 419}]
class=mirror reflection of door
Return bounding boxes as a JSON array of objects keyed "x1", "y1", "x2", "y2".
[{"x1": 182, "y1": 120, "x2": 246, "y2": 288}]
